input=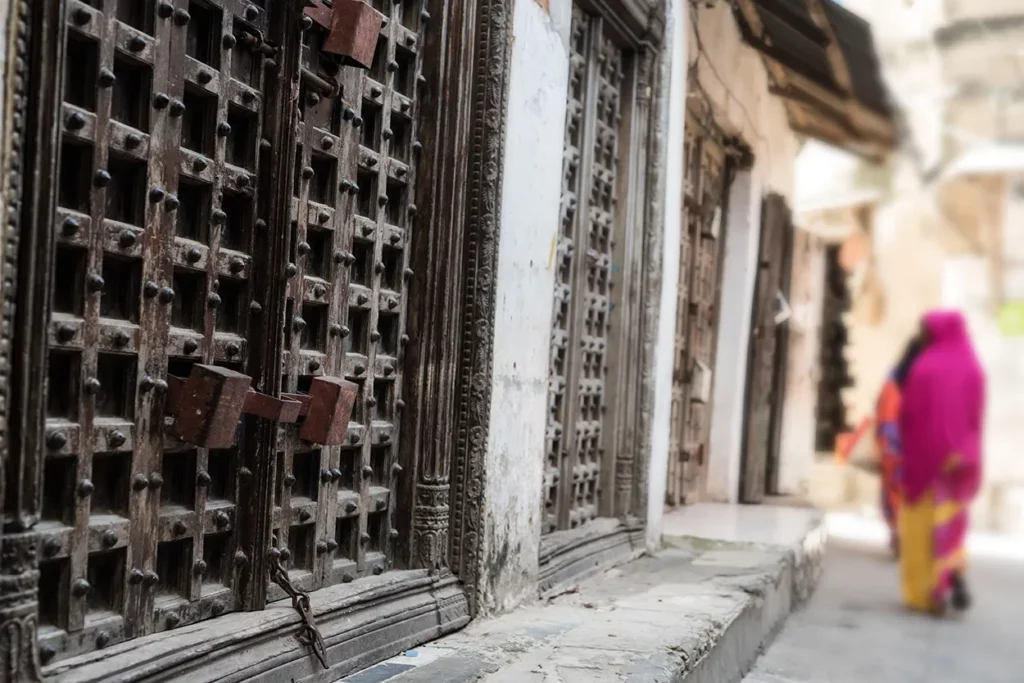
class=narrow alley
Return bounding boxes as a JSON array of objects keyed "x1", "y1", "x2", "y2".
[{"x1": 745, "y1": 522, "x2": 1024, "y2": 683}]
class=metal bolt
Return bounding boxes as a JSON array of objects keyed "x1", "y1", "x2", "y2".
[
  {"x1": 387, "y1": 60, "x2": 399, "y2": 73},
  {"x1": 421, "y1": 9, "x2": 431, "y2": 22},
  {"x1": 297, "y1": 241, "x2": 311, "y2": 256},
  {"x1": 383, "y1": 364, "x2": 395, "y2": 376},
  {"x1": 119, "y1": 230, "x2": 137, "y2": 249},
  {"x1": 299, "y1": 508, "x2": 312, "y2": 522},
  {"x1": 330, "y1": 469, "x2": 342, "y2": 481},
  {"x1": 318, "y1": 211, "x2": 330, "y2": 224},
  {"x1": 330, "y1": 324, "x2": 343, "y2": 337},
  {"x1": 46, "y1": 430, "x2": 66, "y2": 450},
  {"x1": 173, "y1": 520, "x2": 187, "y2": 535},
  {"x1": 164, "y1": 194, "x2": 179, "y2": 211},
  {"x1": 133, "y1": 474, "x2": 149, "y2": 491},
  {"x1": 193, "y1": 157, "x2": 209, "y2": 172},
  {"x1": 400, "y1": 334, "x2": 410, "y2": 346},
  {"x1": 342, "y1": 573, "x2": 354, "y2": 583},
  {"x1": 197, "y1": 69, "x2": 213, "y2": 84},
  {"x1": 197, "y1": 469, "x2": 211, "y2": 486},
  {"x1": 187, "y1": 247, "x2": 202, "y2": 263},
  {"x1": 387, "y1": 297, "x2": 399, "y2": 310},
  {"x1": 158, "y1": 2, "x2": 174, "y2": 18},
  {"x1": 354, "y1": 364, "x2": 366, "y2": 376},
  {"x1": 128, "y1": 35, "x2": 147, "y2": 52},
  {"x1": 229, "y1": 256, "x2": 245, "y2": 273},
  {"x1": 94, "y1": 170, "x2": 111, "y2": 187},
  {"x1": 327, "y1": 539, "x2": 339, "y2": 552},
  {"x1": 169, "y1": 99, "x2": 186, "y2": 117},
  {"x1": 307, "y1": 92, "x2": 320, "y2": 106},
  {"x1": 356, "y1": 294, "x2": 368, "y2": 305},
  {"x1": 292, "y1": 317, "x2": 306, "y2": 333},
  {"x1": 321, "y1": 136, "x2": 334, "y2": 150},
  {"x1": 101, "y1": 529, "x2": 118, "y2": 548},
  {"x1": 211, "y1": 209, "x2": 226, "y2": 224},
  {"x1": 149, "y1": 473, "x2": 164, "y2": 489},
  {"x1": 382, "y1": 128, "x2": 393, "y2": 141},
  {"x1": 153, "y1": 92, "x2": 171, "y2": 109},
  {"x1": 348, "y1": 184, "x2": 359, "y2": 196},
  {"x1": 62, "y1": 216, "x2": 81, "y2": 236},
  {"x1": 316, "y1": 541, "x2": 329, "y2": 555},
  {"x1": 194, "y1": 560, "x2": 208, "y2": 575},
  {"x1": 72, "y1": 7, "x2": 91, "y2": 25},
  {"x1": 159, "y1": 286, "x2": 175, "y2": 303},
  {"x1": 345, "y1": 501, "x2": 358, "y2": 513},
  {"x1": 129, "y1": 569, "x2": 145, "y2": 585},
  {"x1": 349, "y1": 433, "x2": 359, "y2": 445},
  {"x1": 366, "y1": 157, "x2": 378, "y2": 168},
  {"x1": 408, "y1": 204, "x2": 418, "y2": 216},
  {"x1": 370, "y1": 330, "x2": 381, "y2": 342},
  {"x1": 237, "y1": 174, "x2": 250, "y2": 188},
  {"x1": 143, "y1": 570, "x2": 159, "y2": 587},
  {"x1": 226, "y1": 341, "x2": 240, "y2": 357},
  {"x1": 222, "y1": 33, "x2": 237, "y2": 49},
  {"x1": 361, "y1": 465, "x2": 374, "y2": 479},
  {"x1": 374, "y1": 262, "x2": 384, "y2": 274},
  {"x1": 149, "y1": 187, "x2": 166, "y2": 203},
  {"x1": 301, "y1": 14, "x2": 314, "y2": 30},
  {"x1": 389, "y1": 528, "x2": 399, "y2": 539},
  {"x1": 207, "y1": 292, "x2": 221, "y2": 308},
  {"x1": 313, "y1": 284, "x2": 326, "y2": 298},
  {"x1": 245, "y1": 4, "x2": 260, "y2": 21},
  {"x1": 392, "y1": 463, "x2": 403, "y2": 475},
  {"x1": 66, "y1": 111, "x2": 86, "y2": 130},
  {"x1": 242, "y1": 89, "x2": 256, "y2": 104},
  {"x1": 366, "y1": 396, "x2": 377, "y2": 407},
  {"x1": 173, "y1": 8, "x2": 191, "y2": 25},
  {"x1": 98, "y1": 68, "x2": 116, "y2": 87},
  {"x1": 234, "y1": 550, "x2": 248, "y2": 567},
  {"x1": 412, "y1": 141, "x2": 422, "y2": 153},
  {"x1": 183, "y1": 338, "x2": 198, "y2": 355},
  {"x1": 250, "y1": 301, "x2": 263, "y2": 315},
  {"x1": 84, "y1": 377, "x2": 101, "y2": 395},
  {"x1": 217, "y1": 121, "x2": 232, "y2": 136},
  {"x1": 395, "y1": 166, "x2": 407, "y2": 178},
  {"x1": 406, "y1": 35, "x2": 416, "y2": 47},
  {"x1": 403, "y1": 267, "x2": 414, "y2": 280},
  {"x1": 215, "y1": 511, "x2": 230, "y2": 528},
  {"x1": 56, "y1": 324, "x2": 75, "y2": 343},
  {"x1": 39, "y1": 645, "x2": 56, "y2": 664},
  {"x1": 301, "y1": 166, "x2": 314, "y2": 179},
  {"x1": 77, "y1": 479, "x2": 95, "y2": 498},
  {"x1": 255, "y1": 218, "x2": 267, "y2": 230},
  {"x1": 396, "y1": 399, "x2": 406, "y2": 411},
  {"x1": 43, "y1": 538, "x2": 61, "y2": 557},
  {"x1": 308, "y1": 359, "x2": 321, "y2": 372},
  {"x1": 279, "y1": 548, "x2": 292, "y2": 562},
  {"x1": 339, "y1": 325, "x2": 351, "y2": 338},
  {"x1": 352, "y1": 116, "x2": 363, "y2": 128},
  {"x1": 320, "y1": 469, "x2": 333, "y2": 484},
  {"x1": 342, "y1": 107, "x2": 355, "y2": 121},
  {"x1": 375, "y1": 498, "x2": 386, "y2": 510},
  {"x1": 283, "y1": 473, "x2": 296, "y2": 487},
  {"x1": 139, "y1": 376, "x2": 155, "y2": 392},
  {"x1": 108, "y1": 430, "x2": 127, "y2": 448}
]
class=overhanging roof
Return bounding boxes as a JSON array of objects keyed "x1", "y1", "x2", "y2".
[{"x1": 732, "y1": 0, "x2": 897, "y2": 162}]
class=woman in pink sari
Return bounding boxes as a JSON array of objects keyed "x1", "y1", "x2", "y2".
[{"x1": 898, "y1": 310, "x2": 985, "y2": 615}]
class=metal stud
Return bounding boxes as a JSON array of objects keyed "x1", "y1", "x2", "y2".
[
  {"x1": 173, "y1": 520, "x2": 187, "y2": 535},
  {"x1": 211, "y1": 600, "x2": 226, "y2": 615},
  {"x1": 77, "y1": 479, "x2": 95, "y2": 497},
  {"x1": 226, "y1": 341, "x2": 240, "y2": 357},
  {"x1": 153, "y1": 92, "x2": 171, "y2": 109},
  {"x1": 72, "y1": 579, "x2": 91, "y2": 597},
  {"x1": 159, "y1": 286, "x2": 175, "y2": 303},
  {"x1": 327, "y1": 539, "x2": 339, "y2": 552},
  {"x1": 143, "y1": 570, "x2": 159, "y2": 587},
  {"x1": 128, "y1": 35, "x2": 147, "y2": 52},
  {"x1": 391, "y1": 463, "x2": 403, "y2": 475},
  {"x1": 94, "y1": 170, "x2": 111, "y2": 187},
  {"x1": 250, "y1": 301, "x2": 263, "y2": 315},
  {"x1": 43, "y1": 538, "x2": 61, "y2": 557},
  {"x1": 186, "y1": 247, "x2": 202, "y2": 263},
  {"x1": 183, "y1": 338, "x2": 198, "y2": 355},
  {"x1": 133, "y1": 474, "x2": 149, "y2": 491},
  {"x1": 166, "y1": 613, "x2": 181, "y2": 629},
  {"x1": 119, "y1": 231, "x2": 137, "y2": 249},
  {"x1": 207, "y1": 292, "x2": 221, "y2": 308},
  {"x1": 173, "y1": 8, "x2": 191, "y2": 25},
  {"x1": 194, "y1": 560, "x2": 208, "y2": 575},
  {"x1": 129, "y1": 569, "x2": 145, "y2": 585},
  {"x1": 164, "y1": 194, "x2": 180, "y2": 211},
  {"x1": 149, "y1": 473, "x2": 164, "y2": 489},
  {"x1": 56, "y1": 324, "x2": 75, "y2": 343},
  {"x1": 157, "y1": 1, "x2": 174, "y2": 18},
  {"x1": 389, "y1": 528, "x2": 399, "y2": 539},
  {"x1": 371, "y1": 86, "x2": 382, "y2": 97},
  {"x1": 396, "y1": 399, "x2": 406, "y2": 411},
  {"x1": 342, "y1": 107, "x2": 355, "y2": 121},
  {"x1": 321, "y1": 136, "x2": 334, "y2": 150},
  {"x1": 108, "y1": 430, "x2": 127, "y2": 448},
  {"x1": 169, "y1": 99, "x2": 186, "y2": 117},
  {"x1": 299, "y1": 508, "x2": 312, "y2": 522},
  {"x1": 197, "y1": 69, "x2": 213, "y2": 84},
  {"x1": 217, "y1": 121, "x2": 232, "y2": 136},
  {"x1": 349, "y1": 433, "x2": 359, "y2": 445},
  {"x1": 139, "y1": 376, "x2": 155, "y2": 392},
  {"x1": 193, "y1": 157, "x2": 209, "y2": 172},
  {"x1": 245, "y1": 4, "x2": 260, "y2": 21},
  {"x1": 292, "y1": 317, "x2": 306, "y2": 333},
  {"x1": 46, "y1": 430, "x2": 67, "y2": 450},
  {"x1": 370, "y1": 330, "x2": 381, "y2": 342},
  {"x1": 84, "y1": 377, "x2": 102, "y2": 395},
  {"x1": 222, "y1": 33, "x2": 237, "y2": 49},
  {"x1": 283, "y1": 473, "x2": 296, "y2": 487},
  {"x1": 354, "y1": 364, "x2": 366, "y2": 376},
  {"x1": 215, "y1": 511, "x2": 230, "y2": 528},
  {"x1": 372, "y1": 564, "x2": 383, "y2": 575},
  {"x1": 360, "y1": 532, "x2": 371, "y2": 545},
  {"x1": 361, "y1": 465, "x2": 374, "y2": 479},
  {"x1": 73, "y1": 7, "x2": 91, "y2": 25},
  {"x1": 316, "y1": 541, "x2": 328, "y2": 555},
  {"x1": 345, "y1": 501, "x2": 358, "y2": 513},
  {"x1": 313, "y1": 284, "x2": 326, "y2": 299},
  {"x1": 98, "y1": 68, "x2": 116, "y2": 87},
  {"x1": 234, "y1": 551, "x2": 248, "y2": 567},
  {"x1": 308, "y1": 359, "x2": 321, "y2": 372},
  {"x1": 229, "y1": 256, "x2": 245, "y2": 273},
  {"x1": 352, "y1": 116, "x2": 363, "y2": 128},
  {"x1": 301, "y1": 165, "x2": 314, "y2": 179},
  {"x1": 66, "y1": 111, "x2": 86, "y2": 130},
  {"x1": 40, "y1": 645, "x2": 56, "y2": 664}
]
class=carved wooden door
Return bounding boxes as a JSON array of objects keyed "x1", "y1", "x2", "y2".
[
  {"x1": 665, "y1": 102, "x2": 729, "y2": 508},
  {"x1": 740, "y1": 194, "x2": 790, "y2": 504},
  {"x1": 544, "y1": 6, "x2": 627, "y2": 534},
  {"x1": 27, "y1": 0, "x2": 428, "y2": 667}
]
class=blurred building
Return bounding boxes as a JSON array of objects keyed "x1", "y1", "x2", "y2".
[{"x1": 791, "y1": 0, "x2": 1024, "y2": 533}]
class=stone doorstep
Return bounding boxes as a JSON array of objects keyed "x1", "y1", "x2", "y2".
[{"x1": 338, "y1": 505, "x2": 826, "y2": 683}]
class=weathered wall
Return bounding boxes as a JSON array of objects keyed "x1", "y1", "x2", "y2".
[
  {"x1": 480, "y1": 0, "x2": 570, "y2": 614},
  {"x1": 684, "y1": 3, "x2": 801, "y2": 503},
  {"x1": 647, "y1": 0, "x2": 686, "y2": 548}
]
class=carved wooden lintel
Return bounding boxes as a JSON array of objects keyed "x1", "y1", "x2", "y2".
[{"x1": 0, "y1": 535, "x2": 43, "y2": 682}]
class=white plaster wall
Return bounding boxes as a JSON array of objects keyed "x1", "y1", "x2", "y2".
[
  {"x1": 479, "y1": 0, "x2": 571, "y2": 615},
  {"x1": 685, "y1": 3, "x2": 800, "y2": 503},
  {"x1": 646, "y1": 0, "x2": 686, "y2": 550},
  {"x1": 706, "y1": 170, "x2": 762, "y2": 503}
]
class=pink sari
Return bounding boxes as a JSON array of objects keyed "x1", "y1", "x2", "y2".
[{"x1": 898, "y1": 311, "x2": 985, "y2": 612}]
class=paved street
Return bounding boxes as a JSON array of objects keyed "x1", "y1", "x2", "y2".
[{"x1": 744, "y1": 521, "x2": 1024, "y2": 683}]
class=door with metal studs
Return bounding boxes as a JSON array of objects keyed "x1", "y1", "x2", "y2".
[{"x1": 32, "y1": 0, "x2": 428, "y2": 666}]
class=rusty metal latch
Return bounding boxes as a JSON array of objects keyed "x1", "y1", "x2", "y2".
[
  {"x1": 305, "y1": 0, "x2": 382, "y2": 69},
  {"x1": 270, "y1": 550, "x2": 329, "y2": 669},
  {"x1": 166, "y1": 364, "x2": 358, "y2": 449}
]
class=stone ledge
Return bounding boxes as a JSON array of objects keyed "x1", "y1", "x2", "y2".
[{"x1": 340, "y1": 505, "x2": 825, "y2": 683}]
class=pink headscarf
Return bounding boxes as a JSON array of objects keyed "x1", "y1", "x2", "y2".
[{"x1": 898, "y1": 310, "x2": 986, "y2": 503}]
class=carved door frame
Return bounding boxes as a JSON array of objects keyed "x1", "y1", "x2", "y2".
[{"x1": 0, "y1": 0, "x2": 510, "y2": 678}]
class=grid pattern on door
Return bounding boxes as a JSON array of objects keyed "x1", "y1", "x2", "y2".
[
  {"x1": 272, "y1": 0, "x2": 424, "y2": 596},
  {"x1": 544, "y1": 6, "x2": 624, "y2": 535},
  {"x1": 38, "y1": 0, "x2": 273, "y2": 664},
  {"x1": 665, "y1": 104, "x2": 728, "y2": 508}
]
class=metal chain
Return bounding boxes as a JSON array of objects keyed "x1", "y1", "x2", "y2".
[{"x1": 269, "y1": 553, "x2": 329, "y2": 669}]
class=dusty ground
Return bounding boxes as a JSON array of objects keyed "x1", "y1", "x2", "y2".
[{"x1": 744, "y1": 531, "x2": 1024, "y2": 683}]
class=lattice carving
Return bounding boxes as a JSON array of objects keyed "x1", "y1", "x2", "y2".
[
  {"x1": 36, "y1": 0, "x2": 271, "y2": 664},
  {"x1": 270, "y1": 0, "x2": 424, "y2": 595},
  {"x1": 544, "y1": 8, "x2": 626, "y2": 534},
  {"x1": 665, "y1": 102, "x2": 728, "y2": 508}
]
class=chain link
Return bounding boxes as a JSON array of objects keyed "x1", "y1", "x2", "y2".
[{"x1": 269, "y1": 552, "x2": 329, "y2": 669}]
